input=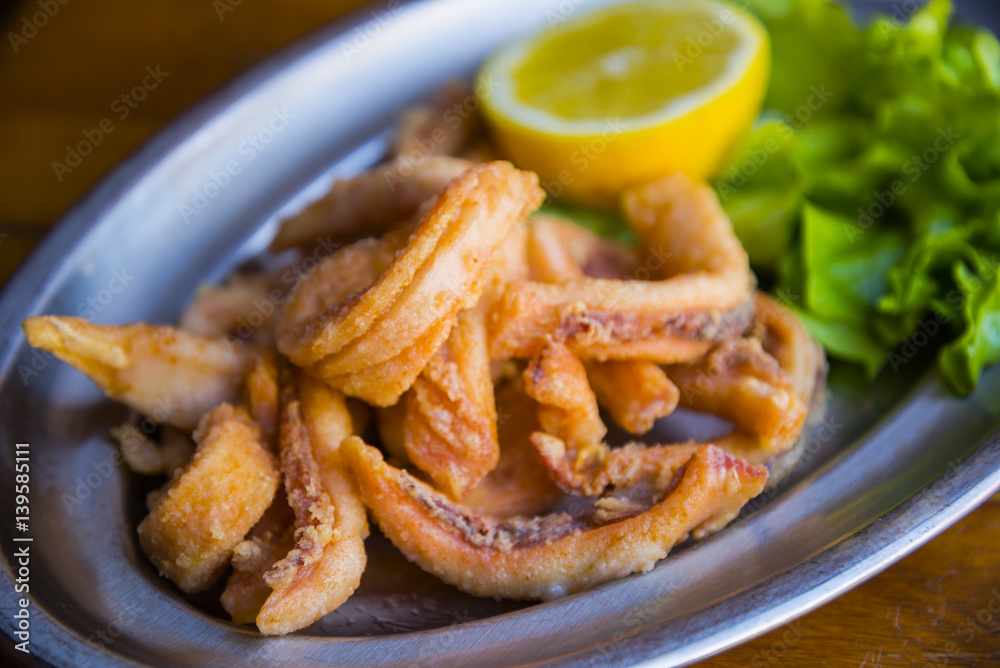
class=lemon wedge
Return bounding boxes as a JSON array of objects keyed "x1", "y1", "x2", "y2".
[{"x1": 477, "y1": 0, "x2": 770, "y2": 208}]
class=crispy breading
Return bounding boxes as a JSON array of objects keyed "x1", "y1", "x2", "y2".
[
  {"x1": 276, "y1": 161, "x2": 545, "y2": 406},
  {"x1": 270, "y1": 156, "x2": 472, "y2": 252},
  {"x1": 137, "y1": 404, "x2": 280, "y2": 593},
  {"x1": 342, "y1": 438, "x2": 766, "y2": 600},
  {"x1": 489, "y1": 173, "x2": 754, "y2": 362},
  {"x1": 255, "y1": 374, "x2": 369, "y2": 635},
  {"x1": 22, "y1": 316, "x2": 254, "y2": 430}
]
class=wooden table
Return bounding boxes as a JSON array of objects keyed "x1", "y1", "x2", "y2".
[{"x1": 1, "y1": 2, "x2": 998, "y2": 665}]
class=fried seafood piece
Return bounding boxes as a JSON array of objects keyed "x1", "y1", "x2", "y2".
[
  {"x1": 527, "y1": 216, "x2": 679, "y2": 433},
  {"x1": 584, "y1": 360, "x2": 680, "y2": 435},
  {"x1": 341, "y1": 438, "x2": 767, "y2": 600},
  {"x1": 404, "y1": 305, "x2": 499, "y2": 499},
  {"x1": 527, "y1": 214, "x2": 637, "y2": 282},
  {"x1": 221, "y1": 491, "x2": 296, "y2": 625},
  {"x1": 112, "y1": 423, "x2": 195, "y2": 477},
  {"x1": 398, "y1": 228, "x2": 528, "y2": 497},
  {"x1": 489, "y1": 173, "x2": 755, "y2": 362},
  {"x1": 269, "y1": 155, "x2": 472, "y2": 252},
  {"x1": 242, "y1": 348, "x2": 280, "y2": 447},
  {"x1": 753, "y1": 293, "x2": 826, "y2": 405},
  {"x1": 667, "y1": 294, "x2": 826, "y2": 466},
  {"x1": 392, "y1": 81, "x2": 482, "y2": 160},
  {"x1": 22, "y1": 316, "x2": 254, "y2": 430},
  {"x1": 461, "y1": 380, "x2": 562, "y2": 517},
  {"x1": 137, "y1": 404, "x2": 280, "y2": 593},
  {"x1": 255, "y1": 374, "x2": 369, "y2": 635},
  {"x1": 279, "y1": 229, "x2": 408, "y2": 344},
  {"x1": 520, "y1": 340, "x2": 689, "y2": 498},
  {"x1": 179, "y1": 270, "x2": 289, "y2": 346},
  {"x1": 276, "y1": 161, "x2": 545, "y2": 406},
  {"x1": 522, "y1": 339, "x2": 606, "y2": 449}
]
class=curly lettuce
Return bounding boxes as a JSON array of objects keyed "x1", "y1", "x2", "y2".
[{"x1": 717, "y1": 0, "x2": 1000, "y2": 394}]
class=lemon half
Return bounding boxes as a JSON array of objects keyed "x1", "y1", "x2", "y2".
[{"x1": 478, "y1": 0, "x2": 770, "y2": 208}]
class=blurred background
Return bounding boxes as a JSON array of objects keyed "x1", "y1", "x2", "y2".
[{"x1": 0, "y1": 1, "x2": 997, "y2": 666}]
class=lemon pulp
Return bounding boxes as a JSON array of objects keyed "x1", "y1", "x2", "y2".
[{"x1": 478, "y1": 0, "x2": 770, "y2": 208}]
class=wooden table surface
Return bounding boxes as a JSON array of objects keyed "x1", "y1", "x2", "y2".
[{"x1": 1, "y1": 2, "x2": 998, "y2": 666}]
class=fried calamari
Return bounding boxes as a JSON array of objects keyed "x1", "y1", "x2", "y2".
[
  {"x1": 404, "y1": 305, "x2": 499, "y2": 499},
  {"x1": 276, "y1": 161, "x2": 544, "y2": 406},
  {"x1": 137, "y1": 404, "x2": 280, "y2": 593},
  {"x1": 342, "y1": 438, "x2": 766, "y2": 600},
  {"x1": 489, "y1": 173, "x2": 754, "y2": 362},
  {"x1": 22, "y1": 316, "x2": 254, "y2": 430},
  {"x1": 270, "y1": 155, "x2": 472, "y2": 252},
  {"x1": 254, "y1": 373, "x2": 369, "y2": 635},
  {"x1": 667, "y1": 293, "x2": 826, "y2": 465}
]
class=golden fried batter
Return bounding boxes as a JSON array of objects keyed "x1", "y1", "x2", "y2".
[
  {"x1": 584, "y1": 359, "x2": 680, "y2": 435},
  {"x1": 489, "y1": 173, "x2": 754, "y2": 362},
  {"x1": 341, "y1": 438, "x2": 766, "y2": 600},
  {"x1": 222, "y1": 491, "x2": 295, "y2": 625},
  {"x1": 137, "y1": 404, "x2": 280, "y2": 593},
  {"x1": 22, "y1": 317, "x2": 254, "y2": 430},
  {"x1": 461, "y1": 380, "x2": 562, "y2": 517},
  {"x1": 242, "y1": 348, "x2": 280, "y2": 448},
  {"x1": 270, "y1": 155, "x2": 472, "y2": 252},
  {"x1": 276, "y1": 161, "x2": 545, "y2": 406},
  {"x1": 523, "y1": 339, "x2": 607, "y2": 449},
  {"x1": 526, "y1": 216, "x2": 679, "y2": 434},
  {"x1": 404, "y1": 305, "x2": 498, "y2": 498},
  {"x1": 667, "y1": 294, "x2": 825, "y2": 465},
  {"x1": 255, "y1": 374, "x2": 368, "y2": 635}
]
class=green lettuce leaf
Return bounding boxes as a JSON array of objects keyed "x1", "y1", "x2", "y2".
[{"x1": 717, "y1": 0, "x2": 1000, "y2": 392}]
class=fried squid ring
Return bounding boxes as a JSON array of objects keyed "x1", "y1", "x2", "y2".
[
  {"x1": 222, "y1": 490, "x2": 295, "y2": 626},
  {"x1": 137, "y1": 404, "x2": 280, "y2": 593},
  {"x1": 276, "y1": 161, "x2": 545, "y2": 406},
  {"x1": 242, "y1": 348, "x2": 279, "y2": 448},
  {"x1": 460, "y1": 380, "x2": 562, "y2": 517},
  {"x1": 667, "y1": 293, "x2": 826, "y2": 466},
  {"x1": 22, "y1": 317, "x2": 254, "y2": 430},
  {"x1": 489, "y1": 173, "x2": 755, "y2": 363},
  {"x1": 270, "y1": 155, "x2": 473, "y2": 252},
  {"x1": 341, "y1": 438, "x2": 766, "y2": 600},
  {"x1": 392, "y1": 81, "x2": 482, "y2": 161},
  {"x1": 255, "y1": 373, "x2": 369, "y2": 635},
  {"x1": 527, "y1": 216, "x2": 680, "y2": 434},
  {"x1": 520, "y1": 340, "x2": 687, "y2": 498},
  {"x1": 404, "y1": 305, "x2": 499, "y2": 499},
  {"x1": 400, "y1": 227, "x2": 529, "y2": 498},
  {"x1": 522, "y1": 339, "x2": 607, "y2": 450}
]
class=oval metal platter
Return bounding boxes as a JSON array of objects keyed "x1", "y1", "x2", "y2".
[{"x1": 2, "y1": 1, "x2": 1000, "y2": 666}]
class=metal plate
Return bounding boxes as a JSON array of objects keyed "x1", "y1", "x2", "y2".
[{"x1": 2, "y1": 0, "x2": 1000, "y2": 666}]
